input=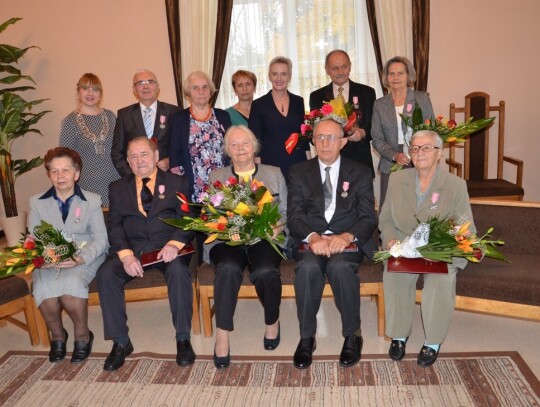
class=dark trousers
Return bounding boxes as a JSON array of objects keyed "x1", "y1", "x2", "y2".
[
  {"x1": 210, "y1": 241, "x2": 282, "y2": 331},
  {"x1": 293, "y1": 250, "x2": 363, "y2": 338},
  {"x1": 96, "y1": 255, "x2": 193, "y2": 340}
]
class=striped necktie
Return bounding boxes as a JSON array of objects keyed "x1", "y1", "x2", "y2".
[
  {"x1": 323, "y1": 166, "x2": 332, "y2": 210},
  {"x1": 143, "y1": 107, "x2": 153, "y2": 137},
  {"x1": 337, "y1": 87, "x2": 345, "y2": 104}
]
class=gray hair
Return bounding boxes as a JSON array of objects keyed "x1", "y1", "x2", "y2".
[
  {"x1": 411, "y1": 130, "x2": 443, "y2": 149},
  {"x1": 382, "y1": 56, "x2": 416, "y2": 89},
  {"x1": 313, "y1": 117, "x2": 345, "y2": 139},
  {"x1": 183, "y1": 71, "x2": 216, "y2": 99},
  {"x1": 223, "y1": 125, "x2": 261, "y2": 157}
]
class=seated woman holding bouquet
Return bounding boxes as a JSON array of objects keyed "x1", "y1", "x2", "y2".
[
  {"x1": 29, "y1": 147, "x2": 108, "y2": 364},
  {"x1": 208, "y1": 125, "x2": 287, "y2": 369},
  {"x1": 379, "y1": 130, "x2": 475, "y2": 367}
]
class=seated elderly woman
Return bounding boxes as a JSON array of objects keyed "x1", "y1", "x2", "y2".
[
  {"x1": 29, "y1": 147, "x2": 108, "y2": 364},
  {"x1": 379, "y1": 130, "x2": 475, "y2": 367},
  {"x1": 207, "y1": 125, "x2": 287, "y2": 369}
]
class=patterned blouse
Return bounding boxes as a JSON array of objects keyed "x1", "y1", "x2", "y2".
[
  {"x1": 59, "y1": 109, "x2": 119, "y2": 206},
  {"x1": 189, "y1": 112, "x2": 226, "y2": 200}
]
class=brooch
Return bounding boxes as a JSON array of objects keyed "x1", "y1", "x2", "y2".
[
  {"x1": 158, "y1": 184, "x2": 165, "y2": 199},
  {"x1": 159, "y1": 115, "x2": 166, "y2": 129},
  {"x1": 430, "y1": 192, "x2": 439, "y2": 210},
  {"x1": 74, "y1": 207, "x2": 81, "y2": 223},
  {"x1": 341, "y1": 181, "x2": 350, "y2": 198}
]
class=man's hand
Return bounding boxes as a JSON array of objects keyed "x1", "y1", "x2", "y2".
[
  {"x1": 121, "y1": 254, "x2": 144, "y2": 277},
  {"x1": 346, "y1": 126, "x2": 366, "y2": 142},
  {"x1": 157, "y1": 157, "x2": 170, "y2": 172},
  {"x1": 326, "y1": 234, "x2": 353, "y2": 254},
  {"x1": 157, "y1": 243, "x2": 183, "y2": 263},
  {"x1": 308, "y1": 234, "x2": 331, "y2": 257}
]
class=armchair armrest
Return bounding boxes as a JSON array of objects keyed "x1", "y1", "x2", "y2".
[
  {"x1": 446, "y1": 158, "x2": 463, "y2": 177},
  {"x1": 503, "y1": 156, "x2": 524, "y2": 187}
]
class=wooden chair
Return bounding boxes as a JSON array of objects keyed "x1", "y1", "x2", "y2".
[
  {"x1": 446, "y1": 92, "x2": 524, "y2": 200},
  {"x1": 0, "y1": 276, "x2": 40, "y2": 346}
]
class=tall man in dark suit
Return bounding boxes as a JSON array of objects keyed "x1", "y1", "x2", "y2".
[
  {"x1": 97, "y1": 137, "x2": 195, "y2": 371},
  {"x1": 309, "y1": 50, "x2": 376, "y2": 176},
  {"x1": 288, "y1": 118, "x2": 377, "y2": 369},
  {"x1": 111, "y1": 69, "x2": 180, "y2": 177}
]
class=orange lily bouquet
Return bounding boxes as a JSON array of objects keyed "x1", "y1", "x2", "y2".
[
  {"x1": 161, "y1": 177, "x2": 286, "y2": 257},
  {"x1": 0, "y1": 221, "x2": 78, "y2": 279},
  {"x1": 373, "y1": 216, "x2": 506, "y2": 264},
  {"x1": 285, "y1": 98, "x2": 358, "y2": 155}
]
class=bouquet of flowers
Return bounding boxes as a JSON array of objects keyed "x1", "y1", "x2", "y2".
[
  {"x1": 373, "y1": 216, "x2": 506, "y2": 264},
  {"x1": 285, "y1": 98, "x2": 359, "y2": 155},
  {"x1": 0, "y1": 221, "x2": 79, "y2": 279},
  {"x1": 391, "y1": 103, "x2": 496, "y2": 171},
  {"x1": 161, "y1": 177, "x2": 286, "y2": 258}
]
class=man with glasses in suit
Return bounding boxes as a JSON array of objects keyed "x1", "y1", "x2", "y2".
[{"x1": 111, "y1": 69, "x2": 179, "y2": 177}]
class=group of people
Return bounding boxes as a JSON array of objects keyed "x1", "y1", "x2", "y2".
[{"x1": 30, "y1": 49, "x2": 474, "y2": 372}]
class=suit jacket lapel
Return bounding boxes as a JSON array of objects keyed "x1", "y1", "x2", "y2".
[
  {"x1": 307, "y1": 159, "x2": 326, "y2": 213},
  {"x1": 323, "y1": 84, "x2": 334, "y2": 103},
  {"x1": 126, "y1": 174, "x2": 141, "y2": 216},
  {"x1": 132, "y1": 104, "x2": 146, "y2": 136},
  {"x1": 402, "y1": 170, "x2": 418, "y2": 214}
]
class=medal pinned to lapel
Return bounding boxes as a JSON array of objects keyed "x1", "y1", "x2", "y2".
[
  {"x1": 341, "y1": 181, "x2": 350, "y2": 198},
  {"x1": 158, "y1": 184, "x2": 165, "y2": 199},
  {"x1": 430, "y1": 192, "x2": 439, "y2": 210},
  {"x1": 159, "y1": 115, "x2": 166, "y2": 129},
  {"x1": 74, "y1": 207, "x2": 81, "y2": 223}
]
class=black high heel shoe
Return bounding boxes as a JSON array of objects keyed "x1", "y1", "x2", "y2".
[
  {"x1": 49, "y1": 328, "x2": 68, "y2": 363},
  {"x1": 213, "y1": 349, "x2": 230, "y2": 369},
  {"x1": 264, "y1": 322, "x2": 280, "y2": 351},
  {"x1": 71, "y1": 331, "x2": 94, "y2": 364}
]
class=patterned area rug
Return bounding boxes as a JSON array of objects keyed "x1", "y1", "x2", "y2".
[{"x1": 0, "y1": 351, "x2": 538, "y2": 406}]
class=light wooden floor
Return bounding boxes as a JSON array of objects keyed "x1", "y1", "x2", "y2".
[{"x1": 1, "y1": 295, "x2": 539, "y2": 378}]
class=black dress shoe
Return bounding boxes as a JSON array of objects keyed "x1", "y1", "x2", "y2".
[
  {"x1": 213, "y1": 349, "x2": 230, "y2": 369},
  {"x1": 417, "y1": 345, "x2": 439, "y2": 367},
  {"x1": 263, "y1": 322, "x2": 280, "y2": 351},
  {"x1": 49, "y1": 329, "x2": 68, "y2": 363},
  {"x1": 389, "y1": 339, "x2": 407, "y2": 361},
  {"x1": 293, "y1": 337, "x2": 316, "y2": 369},
  {"x1": 103, "y1": 341, "x2": 134, "y2": 371},
  {"x1": 176, "y1": 340, "x2": 196, "y2": 366},
  {"x1": 71, "y1": 331, "x2": 94, "y2": 364},
  {"x1": 339, "y1": 334, "x2": 363, "y2": 367}
]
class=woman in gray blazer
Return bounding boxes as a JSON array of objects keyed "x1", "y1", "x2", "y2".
[
  {"x1": 29, "y1": 147, "x2": 108, "y2": 364},
  {"x1": 371, "y1": 56, "x2": 434, "y2": 208},
  {"x1": 208, "y1": 126, "x2": 287, "y2": 369}
]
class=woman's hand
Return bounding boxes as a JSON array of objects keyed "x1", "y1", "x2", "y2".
[
  {"x1": 271, "y1": 224, "x2": 284, "y2": 239},
  {"x1": 394, "y1": 152, "x2": 410, "y2": 166},
  {"x1": 386, "y1": 239, "x2": 397, "y2": 250},
  {"x1": 52, "y1": 256, "x2": 84, "y2": 269}
]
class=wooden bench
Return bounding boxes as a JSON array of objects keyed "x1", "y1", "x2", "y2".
[
  {"x1": 198, "y1": 258, "x2": 385, "y2": 337},
  {"x1": 416, "y1": 199, "x2": 540, "y2": 321}
]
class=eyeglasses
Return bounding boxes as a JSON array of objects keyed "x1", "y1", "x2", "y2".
[
  {"x1": 409, "y1": 144, "x2": 440, "y2": 154},
  {"x1": 134, "y1": 80, "x2": 158, "y2": 87},
  {"x1": 314, "y1": 134, "x2": 342, "y2": 143}
]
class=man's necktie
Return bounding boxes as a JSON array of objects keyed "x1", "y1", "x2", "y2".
[
  {"x1": 141, "y1": 177, "x2": 153, "y2": 213},
  {"x1": 337, "y1": 86, "x2": 345, "y2": 104},
  {"x1": 143, "y1": 107, "x2": 153, "y2": 137},
  {"x1": 323, "y1": 166, "x2": 332, "y2": 210}
]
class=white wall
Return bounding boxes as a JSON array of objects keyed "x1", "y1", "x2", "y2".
[{"x1": 2, "y1": 0, "x2": 539, "y2": 218}]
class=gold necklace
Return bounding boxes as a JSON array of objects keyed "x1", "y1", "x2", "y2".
[{"x1": 74, "y1": 109, "x2": 110, "y2": 154}]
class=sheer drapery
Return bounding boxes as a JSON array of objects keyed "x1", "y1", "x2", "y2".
[
  {"x1": 412, "y1": 0, "x2": 430, "y2": 91},
  {"x1": 215, "y1": 0, "x2": 382, "y2": 109},
  {"x1": 365, "y1": 0, "x2": 430, "y2": 92}
]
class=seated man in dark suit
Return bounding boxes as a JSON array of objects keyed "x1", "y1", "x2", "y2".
[
  {"x1": 288, "y1": 118, "x2": 377, "y2": 369},
  {"x1": 97, "y1": 136, "x2": 195, "y2": 371},
  {"x1": 111, "y1": 69, "x2": 180, "y2": 177},
  {"x1": 309, "y1": 50, "x2": 376, "y2": 177}
]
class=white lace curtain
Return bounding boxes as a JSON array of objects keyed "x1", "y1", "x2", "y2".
[{"x1": 214, "y1": 0, "x2": 383, "y2": 109}]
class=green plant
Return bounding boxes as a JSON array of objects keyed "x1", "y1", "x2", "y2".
[{"x1": 0, "y1": 17, "x2": 49, "y2": 218}]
